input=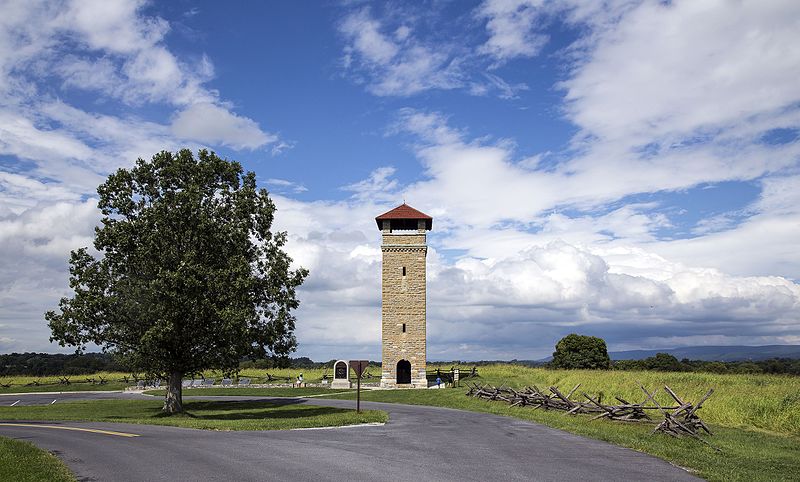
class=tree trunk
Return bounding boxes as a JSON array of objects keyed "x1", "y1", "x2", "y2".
[{"x1": 163, "y1": 371, "x2": 183, "y2": 414}]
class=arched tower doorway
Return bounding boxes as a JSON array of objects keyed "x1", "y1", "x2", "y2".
[{"x1": 396, "y1": 359, "x2": 411, "y2": 384}]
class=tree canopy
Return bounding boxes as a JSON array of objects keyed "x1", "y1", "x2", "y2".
[
  {"x1": 46, "y1": 149, "x2": 308, "y2": 412},
  {"x1": 551, "y1": 333, "x2": 611, "y2": 369}
]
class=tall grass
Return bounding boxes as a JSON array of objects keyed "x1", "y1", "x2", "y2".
[{"x1": 429, "y1": 363, "x2": 800, "y2": 435}]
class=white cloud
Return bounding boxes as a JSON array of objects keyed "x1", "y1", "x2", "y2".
[
  {"x1": 171, "y1": 103, "x2": 278, "y2": 150},
  {"x1": 342, "y1": 167, "x2": 400, "y2": 202},
  {"x1": 2, "y1": 0, "x2": 799, "y2": 360},
  {"x1": 37, "y1": 0, "x2": 215, "y2": 107},
  {"x1": 652, "y1": 175, "x2": 800, "y2": 278},
  {"x1": 0, "y1": 199, "x2": 100, "y2": 353},
  {"x1": 274, "y1": 94, "x2": 800, "y2": 359},
  {"x1": 337, "y1": 3, "x2": 549, "y2": 98},
  {"x1": 560, "y1": 0, "x2": 800, "y2": 145},
  {"x1": 340, "y1": 8, "x2": 399, "y2": 65},
  {"x1": 1, "y1": 0, "x2": 276, "y2": 150},
  {"x1": 273, "y1": 185, "x2": 800, "y2": 359},
  {"x1": 339, "y1": 8, "x2": 464, "y2": 97},
  {"x1": 62, "y1": 0, "x2": 169, "y2": 54},
  {"x1": 266, "y1": 178, "x2": 308, "y2": 194},
  {"x1": 476, "y1": 0, "x2": 548, "y2": 65}
]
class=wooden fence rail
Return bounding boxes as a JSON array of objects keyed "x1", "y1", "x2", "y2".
[{"x1": 466, "y1": 381, "x2": 717, "y2": 449}]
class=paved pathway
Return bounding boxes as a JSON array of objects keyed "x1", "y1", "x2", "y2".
[{"x1": 0, "y1": 391, "x2": 699, "y2": 481}]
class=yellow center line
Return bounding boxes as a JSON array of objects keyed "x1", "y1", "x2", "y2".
[{"x1": 0, "y1": 423, "x2": 140, "y2": 438}]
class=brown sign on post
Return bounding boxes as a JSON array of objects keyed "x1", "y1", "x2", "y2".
[
  {"x1": 350, "y1": 360, "x2": 368, "y2": 378},
  {"x1": 349, "y1": 360, "x2": 369, "y2": 413}
]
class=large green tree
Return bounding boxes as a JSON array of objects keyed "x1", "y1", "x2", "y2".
[
  {"x1": 46, "y1": 149, "x2": 308, "y2": 413},
  {"x1": 551, "y1": 333, "x2": 611, "y2": 369}
]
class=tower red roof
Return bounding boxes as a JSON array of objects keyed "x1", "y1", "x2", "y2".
[{"x1": 376, "y1": 203, "x2": 432, "y2": 230}]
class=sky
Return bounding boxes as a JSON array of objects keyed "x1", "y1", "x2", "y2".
[{"x1": 0, "y1": 0, "x2": 799, "y2": 361}]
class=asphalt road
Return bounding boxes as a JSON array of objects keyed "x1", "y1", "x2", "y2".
[{"x1": 0, "y1": 391, "x2": 699, "y2": 481}]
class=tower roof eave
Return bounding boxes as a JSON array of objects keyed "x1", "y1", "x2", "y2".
[{"x1": 375, "y1": 203, "x2": 433, "y2": 230}]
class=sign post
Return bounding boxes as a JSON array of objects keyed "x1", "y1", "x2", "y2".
[{"x1": 350, "y1": 360, "x2": 368, "y2": 413}]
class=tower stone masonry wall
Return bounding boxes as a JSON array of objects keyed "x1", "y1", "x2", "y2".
[{"x1": 381, "y1": 228, "x2": 428, "y2": 388}]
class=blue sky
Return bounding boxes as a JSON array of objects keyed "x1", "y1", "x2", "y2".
[{"x1": 1, "y1": 0, "x2": 799, "y2": 360}]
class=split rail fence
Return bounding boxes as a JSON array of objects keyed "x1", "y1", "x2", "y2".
[{"x1": 465, "y1": 382, "x2": 717, "y2": 450}]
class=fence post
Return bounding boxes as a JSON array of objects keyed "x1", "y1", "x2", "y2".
[{"x1": 453, "y1": 368, "x2": 460, "y2": 388}]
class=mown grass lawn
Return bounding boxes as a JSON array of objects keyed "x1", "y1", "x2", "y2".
[
  {"x1": 0, "y1": 368, "x2": 370, "y2": 394},
  {"x1": 0, "y1": 436, "x2": 75, "y2": 482},
  {"x1": 318, "y1": 363, "x2": 800, "y2": 482},
  {"x1": 143, "y1": 387, "x2": 354, "y2": 397},
  {"x1": 0, "y1": 399, "x2": 386, "y2": 431}
]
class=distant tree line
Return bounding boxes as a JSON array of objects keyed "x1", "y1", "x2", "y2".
[
  {"x1": 612, "y1": 353, "x2": 800, "y2": 375},
  {"x1": 239, "y1": 357, "x2": 382, "y2": 370},
  {"x1": 0, "y1": 352, "x2": 126, "y2": 376},
  {"x1": 1, "y1": 353, "x2": 379, "y2": 376},
  {"x1": 4, "y1": 350, "x2": 799, "y2": 377},
  {"x1": 240, "y1": 356, "x2": 323, "y2": 370}
]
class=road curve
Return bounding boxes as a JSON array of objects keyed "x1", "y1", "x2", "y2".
[{"x1": 0, "y1": 392, "x2": 699, "y2": 481}]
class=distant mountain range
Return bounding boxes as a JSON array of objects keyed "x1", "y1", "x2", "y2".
[
  {"x1": 533, "y1": 345, "x2": 800, "y2": 363},
  {"x1": 609, "y1": 345, "x2": 800, "y2": 362}
]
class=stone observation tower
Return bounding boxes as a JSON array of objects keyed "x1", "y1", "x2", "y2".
[{"x1": 376, "y1": 203, "x2": 432, "y2": 388}]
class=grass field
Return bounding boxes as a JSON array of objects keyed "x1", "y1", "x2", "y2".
[
  {"x1": 0, "y1": 367, "x2": 370, "y2": 394},
  {"x1": 0, "y1": 436, "x2": 75, "y2": 482},
  {"x1": 0, "y1": 372, "x2": 131, "y2": 394},
  {"x1": 426, "y1": 364, "x2": 800, "y2": 435},
  {"x1": 0, "y1": 398, "x2": 386, "y2": 431}
]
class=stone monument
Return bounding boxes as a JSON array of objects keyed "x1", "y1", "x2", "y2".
[
  {"x1": 331, "y1": 359, "x2": 351, "y2": 388},
  {"x1": 376, "y1": 203, "x2": 432, "y2": 388}
]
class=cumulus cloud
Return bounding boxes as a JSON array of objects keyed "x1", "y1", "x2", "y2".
[
  {"x1": 2, "y1": 0, "x2": 799, "y2": 360},
  {"x1": 260, "y1": 112, "x2": 799, "y2": 360},
  {"x1": 0, "y1": 199, "x2": 100, "y2": 352},
  {"x1": 47, "y1": 0, "x2": 214, "y2": 106},
  {"x1": 278, "y1": 97, "x2": 800, "y2": 359},
  {"x1": 171, "y1": 103, "x2": 278, "y2": 150},
  {"x1": 0, "y1": 0, "x2": 278, "y2": 159},
  {"x1": 275, "y1": 185, "x2": 800, "y2": 360}
]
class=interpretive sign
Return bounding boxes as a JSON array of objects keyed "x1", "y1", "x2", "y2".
[
  {"x1": 349, "y1": 360, "x2": 369, "y2": 413},
  {"x1": 331, "y1": 360, "x2": 351, "y2": 389}
]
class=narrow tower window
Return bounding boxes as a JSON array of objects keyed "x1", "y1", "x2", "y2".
[
  {"x1": 402, "y1": 323, "x2": 406, "y2": 333},
  {"x1": 402, "y1": 266, "x2": 406, "y2": 276}
]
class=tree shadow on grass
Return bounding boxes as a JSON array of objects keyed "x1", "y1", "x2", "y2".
[
  {"x1": 195, "y1": 406, "x2": 351, "y2": 421},
  {"x1": 152, "y1": 400, "x2": 353, "y2": 421}
]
